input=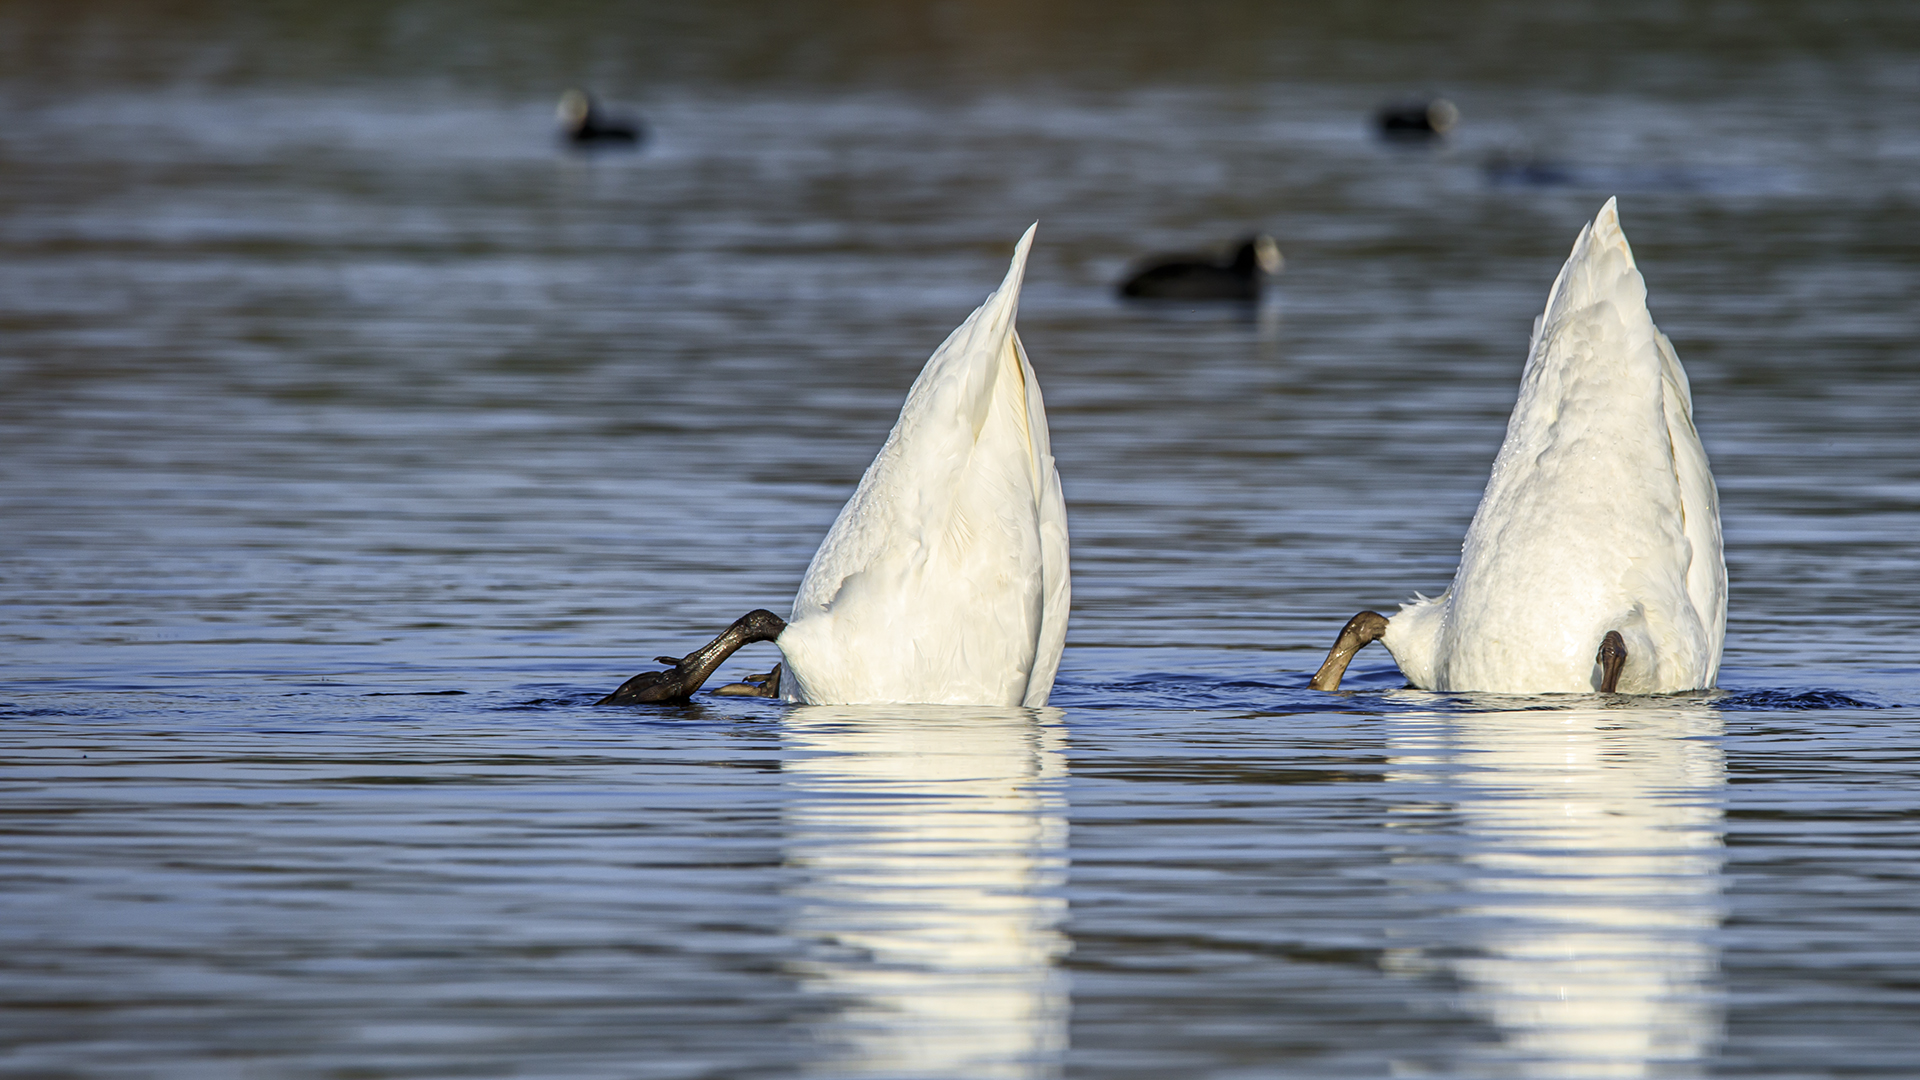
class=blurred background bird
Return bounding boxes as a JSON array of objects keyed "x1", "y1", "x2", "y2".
[
  {"x1": 1118, "y1": 234, "x2": 1282, "y2": 301},
  {"x1": 1375, "y1": 95, "x2": 1458, "y2": 139},
  {"x1": 557, "y1": 88, "x2": 644, "y2": 145}
]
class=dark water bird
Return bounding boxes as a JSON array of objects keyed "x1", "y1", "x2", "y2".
[
  {"x1": 1118, "y1": 234, "x2": 1283, "y2": 302},
  {"x1": 1376, "y1": 96, "x2": 1459, "y2": 139},
  {"x1": 557, "y1": 89, "x2": 643, "y2": 146}
]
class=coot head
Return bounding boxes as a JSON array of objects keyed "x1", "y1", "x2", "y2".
[{"x1": 1231, "y1": 234, "x2": 1285, "y2": 276}]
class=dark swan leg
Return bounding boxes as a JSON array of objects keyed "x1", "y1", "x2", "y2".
[
  {"x1": 597, "y1": 610, "x2": 787, "y2": 705},
  {"x1": 1597, "y1": 630, "x2": 1627, "y2": 694},
  {"x1": 1309, "y1": 611, "x2": 1390, "y2": 692},
  {"x1": 713, "y1": 664, "x2": 783, "y2": 698}
]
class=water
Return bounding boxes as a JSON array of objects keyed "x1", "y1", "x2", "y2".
[{"x1": 4, "y1": 3, "x2": 1920, "y2": 1076}]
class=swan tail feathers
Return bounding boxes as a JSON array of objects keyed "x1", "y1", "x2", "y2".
[
  {"x1": 904, "y1": 221, "x2": 1035, "y2": 444},
  {"x1": 1013, "y1": 324, "x2": 1070, "y2": 707},
  {"x1": 1024, "y1": 454, "x2": 1070, "y2": 707},
  {"x1": 794, "y1": 227, "x2": 1039, "y2": 618},
  {"x1": 1528, "y1": 196, "x2": 1644, "y2": 364},
  {"x1": 1658, "y1": 331, "x2": 1726, "y2": 684}
]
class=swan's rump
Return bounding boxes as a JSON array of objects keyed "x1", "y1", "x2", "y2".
[
  {"x1": 1385, "y1": 199, "x2": 1722, "y2": 694},
  {"x1": 780, "y1": 227, "x2": 1069, "y2": 706}
]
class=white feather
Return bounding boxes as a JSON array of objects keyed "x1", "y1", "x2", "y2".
[
  {"x1": 776, "y1": 225, "x2": 1071, "y2": 706},
  {"x1": 1381, "y1": 199, "x2": 1724, "y2": 693}
]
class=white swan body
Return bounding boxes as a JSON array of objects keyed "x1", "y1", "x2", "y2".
[
  {"x1": 773, "y1": 225, "x2": 1070, "y2": 706},
  {"x1": 1381, "y1": 199, "x2": 1724, "y2": 694}
]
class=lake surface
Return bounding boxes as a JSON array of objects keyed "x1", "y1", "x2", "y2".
[{"x1": 4, "y1": 3, "x2": 1919, "y2": 1076}]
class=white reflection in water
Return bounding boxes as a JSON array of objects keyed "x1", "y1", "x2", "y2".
[
  {"x1": 781, "y1": 707, "x2": 1070, "y2": 1078},
  {"x1": 1387, "y1": 704, "x2": 1725, "y2": 1078}
]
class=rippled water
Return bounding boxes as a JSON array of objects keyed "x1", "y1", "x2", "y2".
[{"x1": 4, "y1": 3, "x2": 1920, "y2": 1076}]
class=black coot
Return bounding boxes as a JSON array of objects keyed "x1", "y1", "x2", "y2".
[
  {"x1": 1118, "y1": 235, "x2": 1283, "y2": 302},
  {"x1": 1375, "y1": 97, "x2": 1458, "y2": 140},
  {"x1": 558, "y1": 90, "x2": 644, "y2": 146}
]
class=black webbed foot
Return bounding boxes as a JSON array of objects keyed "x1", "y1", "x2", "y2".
[
  {"x1": 712, "y1": 663, "x2": 783, "y2": 698},
  {"x1": 1597, "y1": 630, "x2": 1627, "y2": 694},
  {"x1": 1309, "y1": 611, "x2": 1390, "y2": 691},
  {"x1": 596, "y1": 610, "x2": 787, "y2": 706}
]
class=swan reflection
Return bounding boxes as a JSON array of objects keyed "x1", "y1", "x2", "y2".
[
  {"x1": 782, "y1": 706, "x2": 1069, "y2": 1078},
  {"x1": 1386, "y1": 703, "x2": 1725, "y2": 1077}
]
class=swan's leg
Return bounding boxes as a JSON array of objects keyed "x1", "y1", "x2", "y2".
[
  {"x1": 597, "y1": 610, "x2": 787, "y2": 705},
  {"x1": 1309, "y1": 611, "x2": 1390, "y2": 691},
  {"x1": 713, "y1": 664, "x2": 782, "y2": 698},
  {"x1": 1597, "y1": 630, "x2": 1627, "y2": 693}
]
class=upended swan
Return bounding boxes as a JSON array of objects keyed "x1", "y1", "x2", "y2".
[
  {"x1": 1310, "y1": 198, "x2": 1724, "y2": 695},
  {"x1": 599, "y1": 225, "x2": 1069, "y2": 707}
]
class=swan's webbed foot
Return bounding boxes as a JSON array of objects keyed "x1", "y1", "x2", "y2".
[
  {"x1": 1597, "y1": 630, "x2": 1627, "y2": 694},
  {"x1": 596, "y1": 609, "x2": 787, "y2": 705},
  {"x1": 712, "y1": 663, "x2": 782, "y2": 698},
  {"x1": 1309, "y1": 611, "x2": 1390, "y2": 692}
]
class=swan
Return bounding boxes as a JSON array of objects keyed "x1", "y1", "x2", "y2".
[
  {"x1": 599, "y1": 225, "x2": 1069, "y2": 707},
  {"x1": 1310, "y1": 198, "x2": 1724, "y2": 695},
  {"x1": 1118, "y1": 234, "x2": 1282, "y2": 302}
]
